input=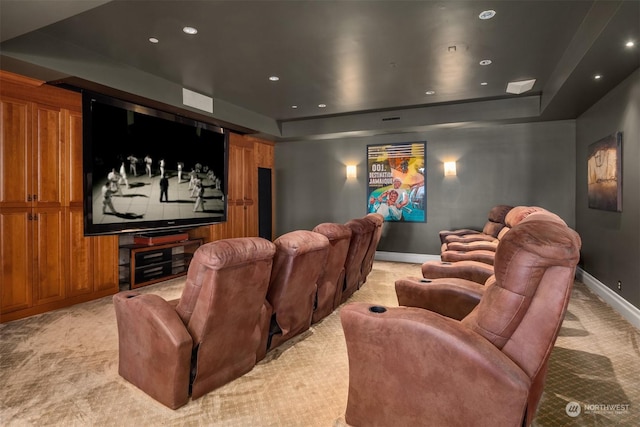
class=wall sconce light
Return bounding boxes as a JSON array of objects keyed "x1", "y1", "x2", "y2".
[
  {"x1": 444, "y1": 161, "x2": 457, "y2": 177},
  {"x1": 346, "y1": 165, "x2": 357, "y2": 179}
]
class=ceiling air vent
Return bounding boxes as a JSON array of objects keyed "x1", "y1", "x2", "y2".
[
  {"x1": 506, "y1": 79, "x2": 536, "y2": 95},
  {"x1": 382, "y1": 116, "x2": 400, "y2": 122}
]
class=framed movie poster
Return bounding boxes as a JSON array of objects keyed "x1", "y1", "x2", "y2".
[
  {"x1": 587, "y1": 132, "x2": 622, "y2": 212},
  {"x1": 367, "y1": 141, "x2": 426, "y2": 222}
]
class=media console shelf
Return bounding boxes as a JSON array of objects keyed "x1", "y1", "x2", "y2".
[{"x1": 119, "y1": 238, "x2": 203, "y2": 289}]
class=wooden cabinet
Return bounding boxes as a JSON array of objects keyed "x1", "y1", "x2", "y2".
[
  {"x1": 0, "y1": 209, "x2": 32, "y2": 313},
  {"x1": 228, "y1": 133, "x2": 257, "y2": 238},
  {"x1": 0, "y1": 98, "x2": 65, "y2": 209},
  {"x1": 31, "y1": 208, "x2": 67, "y2": 305},
  {"x1": 0, "y1": 71, "x2": 119, "y2": 323},
  {"x1": 67, "y1": 208, "x2": 119, "y2": 297},
  {"x1": 0, "y1": 207, "x2": 66, "y2": 311},
  {"x1": 66, "y1": 110, "x2": 84, "y2": 207}
]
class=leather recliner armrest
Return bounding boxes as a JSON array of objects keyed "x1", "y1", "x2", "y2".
[
  {"x1": 440, "y1": 249, "x2": 496, "y2": 266},
  {"x1": 113, "y1": 291, "x2": 193, "y2": 409},
  {"x1": 439, "y1": 228, "x2": 480, "y2": 244},
  {"x1": 445, "y1": 240, "x2": 499, "y2": 252},
  {"x1": 444, "y1": 233, "x2": 498, "y2": 244},
  {"x1": 340, "y1": 303, "x2": 530, "y2": 427},
  {"x1": 421, "y1": 260, "x2": 493, "y2": 284},
  {"x1": 395, "y1": 276, "x2": 484, "y2": 320}
]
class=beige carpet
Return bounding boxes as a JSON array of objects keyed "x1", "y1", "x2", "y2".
[{"x1": 1, "y1": 261, "x2": 638, "y2": 426}]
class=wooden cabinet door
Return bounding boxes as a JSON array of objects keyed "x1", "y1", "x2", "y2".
[
  {"x1": 66, "y1": 110, "x2": 84, "y2": 207},
  {"x1": 243, "y1": 143, "x2": 257, "y2": 237},
  {"x1": 92, "y1": 235, "x2": 119, "y2": 293},
  {"x1": 254, "y1": 140, "x2": 274, "y2": 169},
  {"x1": 32, "y1": 103, "x2": 65, "y2": 209},
  {"x1": 67, "y1": 208, "x2": 93, "y2": 297},
  {"x1": 0, "y1": 209, "x2": 32, "y2": 313},
  {"x1": 67, "y1": 208, "x2": 118, "y2": 296},
  {"x1": 32, "y1": 208, "x2": 66, "y2": 305},
  {"x1": 0, "y1": 97, "x2": 31, "y2": 208},
  {"x1": 228, "y1": 139, "x2": 256, "y2": 238}
]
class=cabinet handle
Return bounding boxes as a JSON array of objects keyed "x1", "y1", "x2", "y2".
[
  {"x1": 34, "y1": 213, "x2": 38, "y2": 220},
  {"x1": 28, "y1": 194, "x2": 32, "y2": 202},
  {"x1": 34, "y1": 194, "x2": 38, "y2": 201}
]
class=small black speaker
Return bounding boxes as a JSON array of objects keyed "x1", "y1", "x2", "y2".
[{"x1": 258, "y1": 167, "x2": 272, "y2": 240}]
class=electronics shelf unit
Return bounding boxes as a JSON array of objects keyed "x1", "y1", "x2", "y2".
[{"x1": 119, "y1": 238, "x2": 202, "y2": 289}]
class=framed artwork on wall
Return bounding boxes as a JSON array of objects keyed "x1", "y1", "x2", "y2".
[
  {"x1": 366, "y1": 141, "x2": 426, "y2": 222},
  {"x1": 587, "y1": 132, "x2": 622, "y2": 212}
]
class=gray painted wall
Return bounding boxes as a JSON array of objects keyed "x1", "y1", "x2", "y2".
[
  {"x1": 576, "y1": 69, "x2": 640, "y2": 309},
  {"x1": 275, "y1": 120, "x2": 576, "y2": 255}
]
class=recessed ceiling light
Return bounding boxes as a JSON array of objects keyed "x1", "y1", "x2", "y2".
[
  {"x1": 269, "y1": 76, "x2": 280, "y2": 81},
  {"x1": 425, "y1": 90, "x2": 436, "y2": 95},
  {"x1": 594, "y1": 74, "x2": 602, "y2": 80},
  {"x1": 318, "y1": 104, "x2": 327, "y2": 108},
  {"x1": 480, "y1": 82, "x2": 488, "y2": 86},
  {"x1": 291, "y1": 105, "x2": 298, "y2": 109},
  {"x1": 626, "y1": 41, "x2": 635, "y2": 48},
  {"x1": 479, "y1": 59, "x2": 492, "y2": 66},
  {"x1": 183, "y1": 26, "x2": 198, "y2": 35},
  {"x1": 479, "y1": 10, "x2": 496, "y2": 20},
  {"x1": 149, "y1": 37, "x2": 159, "y2": 44}
]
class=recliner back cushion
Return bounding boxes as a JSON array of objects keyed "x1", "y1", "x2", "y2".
[
  {"x1": 344, "y1": 218, "x2": 375, "y2": 287},
  {"x1": 267, "y1": 230, "x2": 330, "y2": 339},
  {"x1": 362, "y1": 213, "x2": 384, "y2": 276},
  {"x1": 462, "y1": 220, "x2": 580, "y2": 352},
  {"x1": 312, "y1": 223, "x2": 353, "y2": 320},
  {"x1": 519, "y1": 210, "x2": 567, "y2": 226},
  {"x1": 487, "y1": 204, "x2": 514, "y2": 224},
  {"x1": 180, "y1": 237, "x2": 277, "y2": 398},
  {"x1": 176, "y1": 238, "x2": 275, "y2": 326},
  {"x1": 184, "y1": 238, "x2": 276, "y2": 342},
  {"x1": 504, "y1": 206, "x2": 546, "y2": 228},
  {"x1": 481, "y1": 220, "x2": 503, "y2": 238}
]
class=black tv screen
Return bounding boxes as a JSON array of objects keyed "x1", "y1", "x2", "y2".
[{"x1": 83, "y1": 91, "x2": 228, "y2": 236}]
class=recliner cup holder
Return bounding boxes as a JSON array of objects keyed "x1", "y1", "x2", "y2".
[
  {"x1": 441, "y1": 262, "x2": 452, "y2": 265},
  {"x1": 420, "y1": 279, "x2": 432, "y2": 283},
  {"x1": 369, "y1": 306, "x2": 387, "y2": 314}
]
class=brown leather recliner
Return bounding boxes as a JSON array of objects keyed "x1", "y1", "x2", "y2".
[
  {"x1": 311, "y1": 223, "x2": 352, "y2": 323},
  {"x1": 360, "y1": 213, "x2": 384, "y2": 284},
  {"x1": 438, "y1": 204, "x2": 513, "y2": 244},
  {"x1": 440, "y1": 207, "x2": 566, "y2": 264},
  {"x1": 442, "y1": 206, "x2": 552, "y2": 253},
  {"x1": 113, "y1": 237, "x2": 276, "y2": 409},
  {"x1": 259, "y1": 230, "x2": 330, "y2": 358},
  {"x1": 341, "y1": 218, "x2": 376, "y2": 303},
  {"x1": 341, "y1": 218, "x2": 581, "y2": 427}
]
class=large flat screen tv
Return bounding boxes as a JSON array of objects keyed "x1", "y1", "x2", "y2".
[{"x1": 83, "y1": 91, "x2": 228, "y2": 236}]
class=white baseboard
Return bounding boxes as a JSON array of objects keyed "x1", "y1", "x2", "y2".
[
  {"x1": 576, "y1": 267, "x2": 640, "y2": 330},
  {"x1": 373, "y1": 253, "x2": 639, "y2": 330},
  {"x1": 374, "y1": 251, "x2": 439, "y2": 264}
]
